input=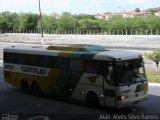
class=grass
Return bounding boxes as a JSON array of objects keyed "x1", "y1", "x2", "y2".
[{"x1": 146, "y1": 71, "x2": 160, "y2": 83}]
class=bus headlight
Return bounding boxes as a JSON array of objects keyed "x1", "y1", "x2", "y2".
[{"x1": 117, "y1": 96, "x2": 127, "y2": 101}]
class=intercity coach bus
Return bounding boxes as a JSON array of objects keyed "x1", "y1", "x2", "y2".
[{"x1": 3, "y1": 44, "x2": 148, "y2": 108}]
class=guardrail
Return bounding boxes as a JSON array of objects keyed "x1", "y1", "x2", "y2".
[{"x1": 0, "y1": 29, "x2": 160, "y2": 35}]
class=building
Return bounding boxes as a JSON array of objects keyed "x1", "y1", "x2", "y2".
[
  {"x1": 123, "y1": 11, "x2": 151, "y2": 18},
  {"x1": 155, "y1": 11, "x2": 160, "y2": 16},
  {"x1": 94, "y1": 13, "x2": 122, "y2": 20},
  {"x1": 50, "y1": 12, "x2": 60, "y2": 19}
]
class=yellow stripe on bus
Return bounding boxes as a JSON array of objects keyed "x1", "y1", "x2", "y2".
[{"x1": 4, "y1": 69, "x2": 61, "y2": 94}]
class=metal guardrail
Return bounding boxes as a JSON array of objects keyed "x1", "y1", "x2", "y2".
[{"x1": 0, "y1": 29, "x2": 160, "y2": 35}]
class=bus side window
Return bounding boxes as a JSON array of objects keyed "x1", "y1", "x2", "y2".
[
  {"x1": 17, "y1": 53, "x2": 28, "y2": 65},
  {"x1": 28, "y1": 54, "x2": 40, "y2": 66},
  {"x1": 69, "y1": 59, "x2": 84, "y2": 71},
  {"x1": 54, "y1": 57, "x2": 68, "y2": 69},
  {"x1": 4, "y1": 52, "x2": 16, "y2": 63},
  {"x1": 85, "y1": 60, "x2": 102, "y2": 74},
  {"x1": 40, "y1": 56, "x2": 54, "y2": 68}
]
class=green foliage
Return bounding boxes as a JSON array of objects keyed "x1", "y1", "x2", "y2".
[
  {"x1": 0, "y1": 11, "x2": 160, "y2": 34},
  {"x1": 147, "y1": 71, "x2": 160, "y2": 83},
  {"x1": 144, "y1": 51, "x2": 160, "y2": 63},
  {"x1": 57, "y1": 12, "x2": 78, "y2": 31},
  {"x1": 75, "y1": 14, "x2": 95, "y2": 20},
  {"x1": 107, "y1": 16, "x2": 124, "y2": 30},
  {"x1": 37, "y1": 16, "x2": 57, "y2": 32},
  {"x1": 79, "y1": 19, "x2": 100, "y2": 30},
  {"x1": 145, "y1": 51, "x2": 160, "y2": 72},
  {"x1": 0, "y1": 12, "x2": 19, "y2": 32},
  {"x1": 19, "y1": 13, "x2": 39, "y2": 31}
]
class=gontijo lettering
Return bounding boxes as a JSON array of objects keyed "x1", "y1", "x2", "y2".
[
  {"x1": 4, "y1": 65, "x2": 15, "y2": 70},
  {"x1": 22, "y1": 66, "x2": 45, "y2": 75}
]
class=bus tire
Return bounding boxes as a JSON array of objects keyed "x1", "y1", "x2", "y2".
[
  {"x1": 86, "y1": 91, "x2": 100, "y2": 107},
  {"x1": 21, "y1": 80, "x2": 30, "y2": 94},
  {"x1": 31, "y1": 81, "x2": 41, "y2": 96}
]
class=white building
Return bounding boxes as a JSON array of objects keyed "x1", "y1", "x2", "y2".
[
  {"x1": 94, "y1": 13, "x2": 122, "y2": 20},
  {"x1": 155, "y1": 11, "x2": 160, "y2": 16},
  {"x1": 123, "y1": 12, "x2": 151, "y2": 18},
  {"x1": 50, "y1": 13, "x2": 60, "y2": 19}
]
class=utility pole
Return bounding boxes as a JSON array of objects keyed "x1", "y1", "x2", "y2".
[
  {"x1": 118, "y1": 7, "x2": 127, "y2": 32},
  {"x1": 38, "y1": 0, "x2": 43, "y2": 39}
]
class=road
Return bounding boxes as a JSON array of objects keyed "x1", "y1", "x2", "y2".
[
  {"x1": 0, "y1": 62, "x2": 160, "y2": 120},
  {"x1": 0, "y1": 34, "x2": 160, "y2": 50}
]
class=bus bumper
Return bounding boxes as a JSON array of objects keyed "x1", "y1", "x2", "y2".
[{"x1": 116, "y1": 93, "x2": 148, "y2": 108}]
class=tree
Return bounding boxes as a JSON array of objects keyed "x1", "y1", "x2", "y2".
[
  {"x1": 145, "y1": 51, "x2": 160, "y2": 72},
  {"x1": 78, "y1": 19, "x2": 100, "y2": 31},
  {"x1": 37, "y1": 16, "x2": 57, "y2": 33},
  {"x1": 107, "y1": 16, "x2": 124, "y2": 32},
  {"x1": 57, "y1": 12, "x2": 77, "y2": 32},
  {"x1": 75, "y1": 14, "x2": 95, "y2": 20},
  {"x1": 19, "y1": 13, "x2": 39, "y2": 32},
  {"x1": 144, "y1": 16, "x2": 160, "y2": 34},
  {"x1": 134, "y1": 8, "x2": 140, "y2": 12},
  {"x1": 0, "y1": 12, "x2": 19, "y2": 32}
]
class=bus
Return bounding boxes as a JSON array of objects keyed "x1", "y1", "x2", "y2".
[{"x1": 3, "y1": 44, "x2": 148, "y2": 108}]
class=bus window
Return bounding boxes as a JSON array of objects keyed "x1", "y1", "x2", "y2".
[
  {"x1": 107, "y1": 65, "x2": 114, "y2": 84},
  {"x1": 85, "y1": 60, "x2": 103, "y2": 74},
  {"x1": 70, "y1": 59, "x2": 85, "y2": 71},
  {"x1": 54, "y1": 57, "x2": 68, "y2": 69},
  {"x1": 40, "y1": 56, "x2": 54, "y2": 68},
  {"x1": 4, "y1": 52, "x2": 16, "y2": 63},
  {"x1": 28, "y1": 54, "x2": 40, "y2": 66},
  {"x1": 17, "y1": 54, "x2": 28, "y2": 65}
]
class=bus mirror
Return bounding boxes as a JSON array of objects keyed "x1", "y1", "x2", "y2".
[
  {"x1": 107, "y1": 75, "x2": 110, "y2": 81},
  {"x1": 108, "y1": 66, "x2": 113, "y2": 74}
]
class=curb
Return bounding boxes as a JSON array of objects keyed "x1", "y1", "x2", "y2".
[{"x1": 149, "y1": 83, "x2": 160, "y2": 87}]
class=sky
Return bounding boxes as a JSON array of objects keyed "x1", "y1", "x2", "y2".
[{"x1": 0, "y1": 0, "x2": 159, "y2": 14}]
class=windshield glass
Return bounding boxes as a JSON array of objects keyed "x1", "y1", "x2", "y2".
[{"x1": 115, "y1": 58, "x2": 147, "y2": 86}]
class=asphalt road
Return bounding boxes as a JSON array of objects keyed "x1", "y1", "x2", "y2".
[
  {"x1": 0, "y1": 34, "x2": 160, "y2": 51},
  {"x1": 0, "y1": 62, "x2": 160, "y2": 120}
]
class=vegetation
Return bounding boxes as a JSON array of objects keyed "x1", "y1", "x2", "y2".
[
  {"x1": 0, "y1": 11, "x2": 160, "y2": 34},
  {"x1": 145, "y1": 51, "x2": 160, "y2": 72},
  {"x1": 146, "y1": 71, "x2": 160, "y2": 83}
]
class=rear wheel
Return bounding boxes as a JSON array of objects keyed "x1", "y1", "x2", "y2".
[
  {"x1": 86, "y1": 91, "x2": 100, "y2": 107},
  {"x1": 31, "y1": 81, "x2": 41, "y2": 96},
  {"x1": 21, "y1": 80, "x2": 30, "y2": 94}
]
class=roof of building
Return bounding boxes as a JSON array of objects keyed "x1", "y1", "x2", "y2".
[
  {"x1": 125, "y1": 11, "x2": 150, "y2": 15},
  {"x1": 94, "y1": 13, "x2": 122, "y2": 17}
]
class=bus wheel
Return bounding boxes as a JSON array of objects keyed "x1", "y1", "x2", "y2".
[
  {"x1": 31, "y1": 81, "x2": 41, "y2": 96},
  {"x1": 21, "y1": 80, "x2": 30, "y2": 94},
  {"x1": 86, "y1": 91, "x2": 100, "y2": 107}
]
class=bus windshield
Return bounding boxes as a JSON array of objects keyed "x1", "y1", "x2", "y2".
[{"x1": 115, "y1": 58, "x2": 147, "y2": 86}]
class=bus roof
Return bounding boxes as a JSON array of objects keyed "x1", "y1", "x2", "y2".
[{"x1": 4, "y1": 44, "x2": 142, "y2": 61}]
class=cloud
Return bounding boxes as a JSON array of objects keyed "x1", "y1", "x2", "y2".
[
  {"x1": 41, "y1": 0, "x2": 71, "y2": 9},
  {"x1": 0, "y1": 0, "x2": 37, "y2": 12},
  {"x1": 127, "y1": 0, "x2": 150, "y2": 4}
]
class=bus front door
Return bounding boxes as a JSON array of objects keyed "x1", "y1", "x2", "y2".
[{"x1": 103, "y1": 65, "x2": 116, "y2": 107}]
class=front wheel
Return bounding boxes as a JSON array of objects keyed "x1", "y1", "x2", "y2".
[{"x1": 86, "y1": 91, "x2": 100, "y2": 107}]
